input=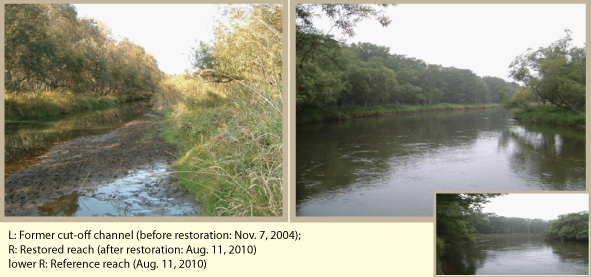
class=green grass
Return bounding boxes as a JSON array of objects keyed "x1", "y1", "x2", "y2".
[
  {"x1": 297, "y1": 103, "x2": 501, "y2": 124},
  {"x1": 5, "y1": 90, "x2": 147, "y2": 121},
  {"x1": 512, "y1": 105, "x2": 585, "y2": 126},
  {"x1": 157, "y1": 76, "x2": 282, "y2": 216}
]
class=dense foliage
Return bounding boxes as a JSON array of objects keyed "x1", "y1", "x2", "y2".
[
  {"x1": 544, "y1": 211, "x2": 589, "y2": 241},
  {"x1": 436, "y1": 194, "x2": 502, "y2": 244},
  {"x1": 5, "y1": 4, "x2": 161, "y2": 95},
  {"x1": 296, "y1": 4, "x2": 519, "y2": 116},
  {"x1": 154, "y1": 5, "x2": 282, "y2": 216},
  {"x1": 506, "y1": 30, "x2": 585, "y2": 112}
]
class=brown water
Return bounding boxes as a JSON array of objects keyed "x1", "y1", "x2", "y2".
[
  {"x1": 296, "y1": 108, "x2": 585, "y2": 216},
  {"x1": 440, "y1": 236, "x2": 589, "y2": 275}
]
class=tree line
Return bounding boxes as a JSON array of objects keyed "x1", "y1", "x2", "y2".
[
  {"x1": 437, "y1": 194, "x2": 588, "y2": 246},
  {"x1": 5, "y1": 4, "x2": 161, "y2": 95},
  {"x1": 296, "y1": 4, "x2": 519, "y2": 113}
]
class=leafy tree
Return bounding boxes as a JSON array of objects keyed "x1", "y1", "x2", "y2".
[
  {"x1": 436, "y1": 194, "x2": 502, "y2": 244},
  {"x1": 509, "y1": 30, "x2": 585, "y2": 112},
  {"x1": 544, "y1": 211, "x2": 589, "y2": 241}
]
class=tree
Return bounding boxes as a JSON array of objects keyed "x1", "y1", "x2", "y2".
[
  {"x1": 436, "y1": 194, "x2": 502, "y2": 244},
  {"x1": 508, "y1": 30, "x2": 585, "y2": 112},
  {"x1": 544, "y1": 211, "x2": 589, "y2": 241}
]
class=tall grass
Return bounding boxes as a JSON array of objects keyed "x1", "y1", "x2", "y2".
[
  {"x1": 156, "y1": 75, "x2": 282, "y2": 216},
  {"x1": 5, "y1": 90, "x2": 124, "y2": 121}
]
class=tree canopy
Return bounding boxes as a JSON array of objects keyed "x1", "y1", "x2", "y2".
[
  {"x1": 506, "y1": 30, "x2": 585, "y2": 112},
  {"x1": 5, "y1": 4, "x2": 161, "y2": 95},
  {"x1": 544, "y1": 211, "x2": 589, "y2": 241}
]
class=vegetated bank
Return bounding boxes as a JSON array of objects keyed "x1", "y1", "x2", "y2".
[
  {"x1": 500, "y1": 30, "x2": 585, "y2": 127},
  {"x1": 153, "y1": 5, "x2": 283, "y2": 216},
  {"x1": 297, "y1": 103, "x2": 501, "y2": 124},
  {"x1": 5, "y1": 4, "x2": 161, "y2": 121},
  {"x1": 5, "y1": 90, "x2": 151, "y2": 121}
]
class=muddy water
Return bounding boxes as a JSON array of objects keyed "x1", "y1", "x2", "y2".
[
  {"x1": 296, "y1": 108, "x2": 585, "y2": 216},
  {"x1": 5, "y1": 102, "x2": 152, "y2": 175},
  {"x1": 38, "y1": 162, "x2": 198, "y2": 216},
  {"x1": 440, "y1": 236, "x2": 589, "y2": 275}
]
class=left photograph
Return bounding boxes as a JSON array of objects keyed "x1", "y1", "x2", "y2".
[{"x1": 5, "y1": 4, "x2": 283, "y2": 217}]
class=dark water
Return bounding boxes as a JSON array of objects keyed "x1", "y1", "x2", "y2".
[
  {"x1": 5, "y1": 102, "x2": 153, "y2": 176},
  {"x1": 296, "y1": 108, "x2": 585, "y2": 216},
  {"x1": 440, "y1": 236, "x2": 589, "y2": 275}
]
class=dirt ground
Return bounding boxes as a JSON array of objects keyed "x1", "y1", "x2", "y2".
[{"x1": 5, "y1": 117, "x2": 198, "y2": 216}]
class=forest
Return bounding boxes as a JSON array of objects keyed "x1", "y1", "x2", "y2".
[
  {"x1": 5, "y1": 4, "x2": 162, "y2": 119},
  {"x1": 296, "y1": 4, "x2": 585, "y2": 126},
  {"x1": 437, "y1": 194, "x2": 589, "y2": 246},
  {"x1": 296, "y1": 4, "x2": 519, "y2": 122}
]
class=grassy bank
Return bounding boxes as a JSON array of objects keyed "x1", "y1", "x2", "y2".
[
  {"x1": 5, "y1": 90, "x2": 150, "y2": 121},
  {"x1": 156, "y1": 75, "x2": 282, "y2": 216},
  {"x1": 512, "y1": 106, "x2": 585, "y2": 127},
  {"x1": 297, "y1": 103, "x2": 501, "y2": 124}
]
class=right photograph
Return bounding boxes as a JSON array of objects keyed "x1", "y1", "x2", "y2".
[
  {"x1": 295, "y1": 4, "x2": 585, "y2": 216},
  {"x1": 436, "y1": 193, "x2": 589, "y2": 275}
]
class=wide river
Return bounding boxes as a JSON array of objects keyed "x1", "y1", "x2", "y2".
[
  {"x1": 440, "y1": 236, "x2": 589, "y2": 275},
  {"x1": 296, "y1": 108, "x2": 585, "y2": 216}
]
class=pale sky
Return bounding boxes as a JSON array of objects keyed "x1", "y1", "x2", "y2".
[
  {"x1": 481, "y1": 194, "x2": 589, "y2": 220},
  {"x1": 75, "y1": 4, "x2": 219, "y2": 75},
  {"x1": 313, "y1": 4, "x2": 586, "y2": 81}
]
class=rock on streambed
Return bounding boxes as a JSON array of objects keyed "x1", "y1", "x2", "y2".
[{"x1": 5, "y1": 118, "x2": 200, "y2": 216}]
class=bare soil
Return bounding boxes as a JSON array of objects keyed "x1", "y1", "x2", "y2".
[{"x1": 5, "y1": 117, "x2": 198, "y2": 216}]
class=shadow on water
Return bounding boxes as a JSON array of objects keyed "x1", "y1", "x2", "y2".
[
  {"x1": 296, "y1": 108, "x2": 585, "y2": 216},
  {"x1": 5, "y1": 102, "x2": 153, "y2": 176},
  {"x1": 440, "y1": 236, "x2": 589, "y2": 275}
]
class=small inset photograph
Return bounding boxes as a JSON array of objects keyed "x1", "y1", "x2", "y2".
[
  {"x1": 5, "y1": 4, "x2": 283, "y2": 217},
  {"x1": 436, "y1": 193, "x2": 589, "y2": 275},
  {"x1": 295, "y1": 4, "x2": 585, "y2": 217}
]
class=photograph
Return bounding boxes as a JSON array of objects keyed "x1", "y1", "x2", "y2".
[
  {"x1": 436, "y1": 193, "x2": 589, "y2": 275},
  {"x1": 4, "y1": 4, "x2": 283, "y2": 217},
  {"x1": 295, "y1": 4, "x2": 585, "y2": 216}
]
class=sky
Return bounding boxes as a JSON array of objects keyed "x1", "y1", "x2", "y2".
[
  {"x1": 481, "y1": 194, "x2": 589, "y2": 220},
  {"x1": 75, "y1": 4, "x2": 219, "y2": 75},
  {"x1": 312, "y1": 4, "x2": 586, "y2": 81}
]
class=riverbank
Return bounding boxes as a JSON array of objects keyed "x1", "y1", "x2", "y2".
[
  {"x1": 297, "y1": 103, "x2": 501, "y2": 124},
  {"x1": 155, "y1": 76, "x2": 282, "y2": 217},
  {"x1": 5, "y1": 90, "x2": 150, "y2": 121},
  {"x1": 512, "y1": 106, "x2": 585, "y2": 127},
  {"x1": 474, "y1": 233, "x2": 544, "y2": 239},
  {"x1": 5, "y1": 116, "x2": 198, "y2": 216}
]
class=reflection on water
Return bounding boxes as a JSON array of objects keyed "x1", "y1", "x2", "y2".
[
  {"x1": 440, "y1": 236, "x2": 589, "y2": 275},
  {"x1": 5, "y1": 102, "x2": 153, "y2": 176},
  {"x1": 296, "y1": 108, "x2": 585, "y2": 216}
]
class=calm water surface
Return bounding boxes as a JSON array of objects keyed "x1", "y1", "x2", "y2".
[
  {"x1": 5, "y1": 102, "x2": 153, "y2": 175},
  {"x1": 440, "y1": 236, "x2": 589, "y2": 275},
  {"x1": 296, "y1": 108, "x2": 585, "y2": 216}
]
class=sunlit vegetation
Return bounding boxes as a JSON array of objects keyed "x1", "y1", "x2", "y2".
[
  {"x1": 296, "y1": 4, "x2": 519, "y2": 122},
  {"x1": 5, "y1": 4, "x2": 161, "y2": 119},
  {"x1": 502, "y1": 30, "x2": 585, "y2": 126},
  {"x1": 154, "y1": 5, "x2": 282, "y2": 216}
]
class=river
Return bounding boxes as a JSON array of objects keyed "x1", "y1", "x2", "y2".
[
  {"x1": 296, "y1": 108, "x2": 585, "y2": 216},
  {"x1": 440, "y1": 236, "x2": 589, "y2": 275}
]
